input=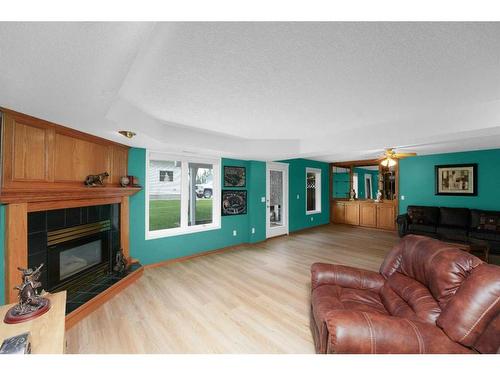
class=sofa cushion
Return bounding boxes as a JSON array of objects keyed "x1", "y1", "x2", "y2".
[
  {"x1": 436, "y1": 226, "x2": 468, "y2": 242},
  {"x1": 312, "y1": 285, "x2": 388, "y2": 326},
  {"x1": 479, "y1": 213, "x2": 500, "y2": 232},
  {"x1": 407, "y1": 206, "x2": 439, "y2": 226},
  {"x1": 470, "y1": 209, "x2": 500, "y2": 231},
  {"x1": 439, "y1": 207, "x2": 470, "y2": 228},
  {"x1": 380, "y1": 272, "x2": 441, "y2": 324},
  {"x1": 408, "y1": 223, "x2": 437, "y2": 234},
  {"x1": 469, "y1": 230, "x2": 500, "y2": 242}
]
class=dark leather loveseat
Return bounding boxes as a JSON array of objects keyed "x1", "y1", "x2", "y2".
[
  {"x1": 310, "y1": 235, "x2": 500, "y2": 354},
  {"x1": 397, "y1": 205, "x2": 500, "y2": 255}
]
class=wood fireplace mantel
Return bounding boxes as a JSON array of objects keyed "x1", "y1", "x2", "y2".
[
  {"x1": 1, "y1": 108, "x2": 142, "y2": 304},
  {"x1": 0, "y1": 186, "x2": 141, "y2": 205}
]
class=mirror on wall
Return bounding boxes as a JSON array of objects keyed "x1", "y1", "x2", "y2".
[
  {"x1": 352, "y1": 165, "x2": 379, "y2": 200},
  {"x1": 331, "y1": 162, "x2": 397, "y2": 201},
  {"x1": 381, "y1": 165, "x2": 396, "y2": 200},
  {"x1": 332, "y1": 166, "x2": 351, "y2": 199}
]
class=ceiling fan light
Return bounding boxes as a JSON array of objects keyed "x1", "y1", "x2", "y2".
[
  {"x1": 380, "y1": 157, "x2": 396, "y2": 167},
  {"x1": 118, "y1": 130, "x2": 136, "y2": 139}
]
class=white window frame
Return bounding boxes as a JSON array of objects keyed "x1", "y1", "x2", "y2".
[
  {"x1": 306, "y1": 167, "x2": 322, "y2": 215},
  {"x1": 145, "y1": 150, "x2": 221, "y2": 240}
]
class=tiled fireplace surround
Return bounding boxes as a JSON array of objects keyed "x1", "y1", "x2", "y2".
[{"x1": 27, "y1": 204, "x2": 139, "y2": 314}]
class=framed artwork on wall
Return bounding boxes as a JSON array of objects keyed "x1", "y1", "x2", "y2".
[
  {"x1": 223, "y1": 166, "x2": 246, "y2": 187},
  {"x1": 435, "y1": 163, "x2": 477, "y2": 196},
  {"x1": 221, "y1": 190, "x2": 247, "y2": 216}
]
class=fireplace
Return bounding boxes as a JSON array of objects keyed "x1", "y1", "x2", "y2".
[
  {"x1": 27, "y1": 204, "x2": 124, "y2": 313},
  {"x1": 46, "y1": 220, "x2": 111, "y2": 290}
]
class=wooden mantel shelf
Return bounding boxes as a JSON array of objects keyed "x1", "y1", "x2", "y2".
[{"x1": 0, "y1": 186, "x2": 141, "y2": 204}]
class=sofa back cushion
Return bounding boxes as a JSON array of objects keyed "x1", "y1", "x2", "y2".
[
  {"x1": 470, "y1": 209, "x2": 500, "y2": 232},
  {"x1": 407, "y1": 206, "x2": 439, "y2": 226},
  {"x1": 381, "y1": 235, "x2": 482, "y2": 308},
  {"x1": 437, "y1": 264, "x2": 500, "y2": 350},
  {"x1": 439, "y1": 207, "x2": 470, "y2": 228}
]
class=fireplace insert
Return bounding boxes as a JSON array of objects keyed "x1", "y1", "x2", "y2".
[{"x1": 47, "y1": 220, "x2": 111, "y2": 291}]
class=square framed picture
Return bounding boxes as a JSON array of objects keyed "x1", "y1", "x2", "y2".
[
  {"x1": 221, "y1": 190, "x2": 247, "y2": 216},
  {"x1": 435, "y1": 164, "x2": 477, "y2": 196},
  {"x1": 223, "y1": 166, "x2": 246, "y2": 187}
]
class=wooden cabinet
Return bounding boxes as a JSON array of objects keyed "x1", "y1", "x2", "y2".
[
  {"x1": 4, "y1": 115, "x2": 54, "y2": 182},
  {"x1": 377, "y1": 204, "x2": 396, "y2": 230},
  {"x1": 331, "y1": 199, "x2": 396, "y2": 231},
  {"x1": 332, "y1": 201, "x2": 345, "y2": 223},
  {"x1": 344, "y1": 202, "x2": 360, "y2": 225},
  {"x1": 359, "y1": 203, "x2": 377, "y2": 228},
  {"x1": 1, "y1": 109, "x2": 129, "y2": 191}
]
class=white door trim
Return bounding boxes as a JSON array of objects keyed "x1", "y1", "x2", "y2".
[
  {"x1": 266, "y1": 162, "x2": 289, "y2": 238},
  {"x1": 365, "y1": 174, "x2": 372, "y2": 199}
]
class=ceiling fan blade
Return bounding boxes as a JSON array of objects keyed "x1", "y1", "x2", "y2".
[{"x1": 394, "y1": 152, "x2": 417, "y2": 158}]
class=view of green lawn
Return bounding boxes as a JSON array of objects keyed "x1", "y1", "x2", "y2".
[{"x1": 149, "y1": 199, "x2": 213, "y2": 231}]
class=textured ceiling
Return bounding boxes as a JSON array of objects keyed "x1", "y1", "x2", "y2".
[{"x1": 1, "y1": 22, "x2": 500, "y2": 161}]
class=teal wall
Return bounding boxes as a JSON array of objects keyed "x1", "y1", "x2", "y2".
[
  {"x1": 333, "y1": 172, "x2": 350, "y2": 198},
  {"x1": 0, "y1": 205, "x2": 5, "y2": 304},
  {"x1": 247, "y1": 160, "x2": 267, "y2": 242},
  {"x1": 280, "y1": 158, "x2": 330, "y2": 232},
  {"x1": 399, "y1": 148, "x2": 500, "y2": 213},
  {"x1": 128, "y1": 148, "x2": 267, "y2": 265}
]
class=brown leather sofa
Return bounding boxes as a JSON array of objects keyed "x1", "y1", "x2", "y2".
[{"x1": 310, "y1": 234, "x2": 500, "y2": 354}]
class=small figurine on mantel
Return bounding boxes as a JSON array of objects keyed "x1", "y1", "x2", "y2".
[
  {"x1": 84, "y1": 172, "x2": 109, "y2": 187},
  {"x1": 374, "y1": 190, "x2": 383, "y2": 203},
  {"x1": 349, "y1": 188, "x2": 357, "y2": 201},
  {"x1": 113, "y1": 249, "x2": 128, "y2": 275},
  {"x1": 4, "y1": 264, "x2": 50, "y2": 324}
]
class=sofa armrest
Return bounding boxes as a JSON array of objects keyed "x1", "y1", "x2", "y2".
[
  {"x1": 324, "y1": 310, "x2": 473, "y2": 354},
  {"x1": 396, "y1": 213, "x2": 410, "y2": 237},
  {"x1": 311, "y1": 263, "x2": 385, "y2": 292}
]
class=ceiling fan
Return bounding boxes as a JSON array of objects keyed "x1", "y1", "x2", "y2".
[{"x1": 378, "y1": 148, "x2": 417, "y2": 167}]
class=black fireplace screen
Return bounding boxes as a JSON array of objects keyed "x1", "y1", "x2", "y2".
[
  {"x1": 47, "y1": 220, "x2": 111, "y2": 290},
  {"x1": 59, "y1": 239, "x2": 102, "y2": 280}
]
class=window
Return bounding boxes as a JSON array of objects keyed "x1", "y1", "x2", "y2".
[
  {"x1": 159, "y1": 170, "x2": 174, "y2": 182},
  {"x1": 146, "y1": 151, "x2": 221, "y2": 239},
  {"x1": 306, "y1": 168, "x2": 321, "y2": 214}
]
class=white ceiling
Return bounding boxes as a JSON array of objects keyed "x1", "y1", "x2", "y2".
[{"x1": 1, "y1": 22, "x2": 500, "y2": 162}]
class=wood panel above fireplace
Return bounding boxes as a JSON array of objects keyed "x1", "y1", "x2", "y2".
[{"x1": 0, "y1": 108, "x2": 140, "y2": 203}]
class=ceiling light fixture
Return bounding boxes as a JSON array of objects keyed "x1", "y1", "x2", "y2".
[
  {"x1": 378, "y1": 148, "x2": 416, "y2": 167},
  {"x1": 118, "y1": 130, "x2": 136, "y2": 139},
  {"x1": 380, "y1": 156, "x2": 397, "y2": 168}
]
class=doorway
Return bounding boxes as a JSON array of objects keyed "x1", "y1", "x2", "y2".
[{"x1": 266, "y1": 162, "x2": 289, "y2": 238}]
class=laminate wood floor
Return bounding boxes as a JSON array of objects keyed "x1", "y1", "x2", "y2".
[{"x1": 66, "y1": 224, "x2": 398, "y2": 353}]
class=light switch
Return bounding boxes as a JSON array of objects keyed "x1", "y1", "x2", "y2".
[
  {"x1": 296, "y1": 194, "x2": 300, "y2": 199},
  {"x1": 261, "y1": 197, "x2": 266, "y2": 203},
  {"x1": 233, "y1": 230, "x2": 237, "y2": 236},
  {"x1": 401, "y1": 195, "x2": 405, "y2": 200},
  {"x1": 251, "y1": 227, "x2": 255, "y2": 234}
]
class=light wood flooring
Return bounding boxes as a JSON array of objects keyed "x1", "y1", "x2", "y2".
[{"x1": 66, "y1": 224, "x2": 398, "y2": 353}]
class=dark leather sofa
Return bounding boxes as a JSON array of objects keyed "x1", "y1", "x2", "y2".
[
  {"x1": 397, "y1": 205, "x2": 500, "y2": 255},
  {"x1": 310, "y1": 235, "x2": 500, "y2": 354}
]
